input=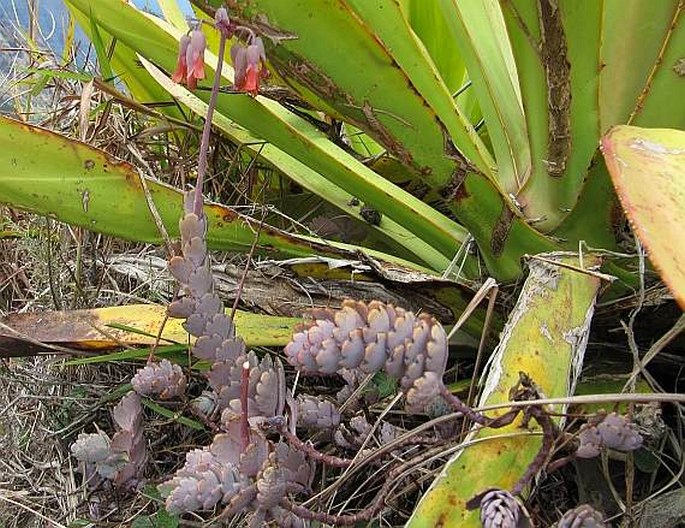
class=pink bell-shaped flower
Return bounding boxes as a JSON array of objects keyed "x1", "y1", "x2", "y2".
[
  {"x1": 231, "y1": 37, "x2": 268, "y2": 96},
  {"x1": 171, "y1": 34, "x2": 191, "y2": 85},
  {"x1": 172, "y1": 29, "x2": 206, "y2": 90}
]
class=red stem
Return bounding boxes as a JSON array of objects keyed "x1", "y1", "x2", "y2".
[
  {"x1": 240, "y1": 360, "x2": 250, "y2": 450},
  {"x1": 193, "y1": 31, "x2": 227, "y2": 217}
]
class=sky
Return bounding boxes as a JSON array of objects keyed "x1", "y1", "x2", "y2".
[{"x1": 0, "y1": 0, "x2": 193, "y2": 62}]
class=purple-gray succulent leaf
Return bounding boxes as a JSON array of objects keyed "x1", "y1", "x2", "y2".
[
  {"x1": 576, "y1": 425, "x2": 602, "y2": 459},
  {"x1": 193, "y1": 333, "x2": 224, "y2": 359},
  {"x1": 479, "y1": 488, "x2": 522, "y2": 528},
  {"x1": 405, "y1": 371, "x2": 443, "y2": 414},
  {"x1": 191, "y1": 391, "x2": 218, "y2": 417},
  {"x1": 554, "y1": 504, "x2": 606, "y2": 528},
  {"x1": 205, "y1": 313, "x2": 232, "y2": 339},
  {"x1": 362, "y1": 335, "x2": 388, "y2": 373},
  {"x1": 184, "y1": 236, "x2": 207, "y2": 268},
  {"x1": 196, "y1": 292, "x2": 223, "y2": 317},
  {"x1": 71, "y1": 432, "x2": 112, "y2": 463},
  {"x1": 131, "y1": 359, "x2": 187, "y2": 399},
  {"x1": 597, "y1": 413, "x2": 643, "y2": 452},
  {"x1": 187, "y1": 266, "x2": 213, "y2": 297},
  {"x1": 168, "y1": 297, "x2": 196, "y2": 318},
  {"x1": 256, "y1": 465, "x2": 287, "y2": 509},
  {"x1": 179, "y1": 214, "x2": 205, "y2": 245},
  {"x1": 112, "y1": 391, "x2": 142, "y2": 432},
  {"x1": 215, "y1": 337, "x2": 246, "y2": 361},
  {"x1": 183, "y1": 312, "x2": 209, "y2": 337},
  {"x1": 161, "y1": 448, "x2": 245, "y2": 514},
  {"x1": 169, "y1": 256, "x2": 193, "y2": 284},
  {"x1": 296, "y1": 395, "x2": 341, "y2": 429}
]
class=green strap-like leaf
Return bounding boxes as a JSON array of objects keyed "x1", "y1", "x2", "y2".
[
  {"x1": 600, "y1": 1, "x2": 684, "y2": 129},
  {"x1": 0, "y1": 115, "x2": 433, "y2": 271},
  {"x1": 437, "y1": 0, "x2": 530, "y2": 195}
]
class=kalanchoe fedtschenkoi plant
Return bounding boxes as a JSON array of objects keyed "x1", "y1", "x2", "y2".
[
  {"x1": 160, "y1": 415, "x2": 314, "y2": 522},
  {"x1": 475, "y1": 488, "x2": 531, "y2": 528},
  {"x1": 576, "y1": 412, "x2": 643, "y2": 459},
  {"x1": 71, "y1": 391, "x2": 146, "y2": 487},
  {"x1": 553, "y1": 504, "x2": 606, "y2": 528},
  {"x1": 131, "y1": 358, "x2": 187, "y2": 399},
  {"x1": 284, "y1": 299, "x2": 448, "y2": 413}
]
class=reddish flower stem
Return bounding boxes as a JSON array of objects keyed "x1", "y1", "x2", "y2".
[
  {"x1": 240, "y1": 360, "x2": 251, "y2": 450},
  {"x1": 193, "y1": 31, "x2": 228, "y2": 217},
  {"x1": 280, "y1": 428, "x2": 353, "y2": 468},
  {"x1": 512, "y1": 406, "x2": 556, "y2": 496}
]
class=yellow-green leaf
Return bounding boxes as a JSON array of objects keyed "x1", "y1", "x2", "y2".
[
  {"x1": 601, "y1": 125, "x2": 685, "y2": 309},
  {"x1": 409, "y1": 252, "x2": 603, "y2": 526}
]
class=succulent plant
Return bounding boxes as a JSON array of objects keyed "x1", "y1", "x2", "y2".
[
  {"x1": 296, "y1": 395, "x2": 341, "y2": 430},
  {"x1": 131, "y1": 359, "x2": 187, "y2": 399},
  {"x1": 161, "y1": 416, "x2": 314, "y2": 519},
  {"x1": 553, "y1": 504, "x2": 606, "y2": 528},
  {"x1": 576, "y1": 412, "x2": 643, "y2": 459},
  {"x1": 71, "y1": 431, "x2": 113, "y2": 464},
  {"x1": 478, "y1": 488, "x2": 526, "y2": 528},
  {"x1": 71, "y1": 391, "x2": 146, "y2": 487},
  {"x1": 284, "y1": 300, "x2": 448, "y2": 412},
  {"x1": 596, "y1": 413, "x2": 643, "y2": 451}
]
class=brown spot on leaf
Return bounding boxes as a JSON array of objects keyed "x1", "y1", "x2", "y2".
[
  {"x1": 439, "y1": 168, "x2": 469, "y2": 201},
  {"x1": 491, "y1": 206, "x2": 515, "y2": 257},
  {"x1": 84, "y1": 159, "x2": 95, "y2": 170},
  {"x1": 539, "y1": 0, "x2": 572, "y2": 177},
  {"x1": 673, "y1": 57, "x2": 685, "y2": 76}
]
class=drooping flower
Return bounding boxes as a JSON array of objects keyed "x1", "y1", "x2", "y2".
[
  {"x1": 231, "y1": 37, "x2": 268, "y2": 96},
  {"x1": 172, "y1": 29, "x2": 206, "y2": 90},
  {"x1": 171, "y1": 34, "x2": 191, "y2": 85},
  {"x1": 185, "y1": 29, "x2": 207, "y2": 90}
]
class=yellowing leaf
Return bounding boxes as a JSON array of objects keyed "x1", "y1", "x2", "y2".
[
  {"x1": 602, "y1": 125, "x2": 685, "y2": 309},
  {"x1": 409, "y1": 253, "x2": 602, "y2": 527},
  {"x1": 0, "y1": 305, "x2": 299, "y2": 352}
]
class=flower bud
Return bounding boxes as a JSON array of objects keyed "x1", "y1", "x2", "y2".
[{"x1": 215, "y1": 7, "x2": 233, "y2": 38}]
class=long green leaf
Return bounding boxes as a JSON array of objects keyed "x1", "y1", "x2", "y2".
[
  {"x1": 0, "y1": 115, "x2": 430, "y2": 270},
  {"x1": 601, "y1": 1, "x2": 684, "y2": 129},
  {"x1": 438, "y1": 0, "x2": 530, "y2": 195},
  {"x1": 500, "y1": 0, "x2": 601, "y2": 231}
]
